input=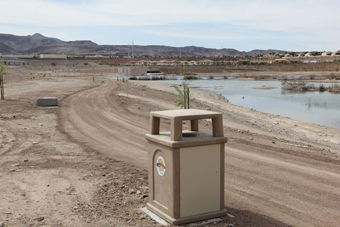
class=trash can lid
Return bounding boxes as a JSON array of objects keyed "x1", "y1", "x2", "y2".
[{"x1": 150, "y1": 109, "x2": 221, "y2": 120}]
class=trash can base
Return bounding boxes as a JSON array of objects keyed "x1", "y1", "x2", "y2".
[{"x1": 146, "y1": 202, "x2": 227, "y2": 225}]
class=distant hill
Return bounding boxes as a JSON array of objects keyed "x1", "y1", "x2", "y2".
[
  {"x1": 28, "y1": 33, "x2": 63, "y2": 42},
  {"x1": 0, "y1": 33, "x2": 286, "y2": 57}
]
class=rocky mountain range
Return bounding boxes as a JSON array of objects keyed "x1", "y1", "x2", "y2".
[{"x1": 0, "y1": 33, "x2": 286, "y2": 57}]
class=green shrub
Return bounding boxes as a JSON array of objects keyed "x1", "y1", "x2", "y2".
[
  {"x1": 183, "y1": 75, "x2": 198, "y2": 80},
  {"x1": 319, "y1": 84, "x2": 326, "y2": 92},
  {"x1": 329, "y1": 84, "x2": 340, "y2": 93}
]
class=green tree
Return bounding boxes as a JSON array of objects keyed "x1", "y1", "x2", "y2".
[
  {"x1": 172, "y1": 64, "x2": 193, "y2": 109},
  {"x1": 0, "y1": 60, "x2": 7, "y2": 100},
  {"x1": 172, "y1": 80, "x2": 190, "y2": 109}
]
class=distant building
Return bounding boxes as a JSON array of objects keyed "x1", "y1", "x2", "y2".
[
  {"x1": 198, "y1": 59, "x2": 214, "y2": 65},
  {"x1": 146, "y1": 70, "x2": 164, "y2": 75},
  {"x1": 274, "y1": 58, "x2": 288, "y2": 63},
  {"x1": 19, "y1": 54, "x2": 36, "y2": 59},
  {"x1": 321, "y1": 51, "x2": 331, "y2": 56},
  {"x1": 331, "y1": 51, "x2": 340, "y2": 56},
  {"x1": 1, "y1": 55, "x2": 19, "y2": 60},
  {"x1": 85, "y1": 55, "x2": 107, "y2": 59},
  {"x1": 40, "y1": 54, "x2": 66, "y2": 59}
]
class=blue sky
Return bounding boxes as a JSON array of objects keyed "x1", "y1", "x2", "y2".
[{"x1": 1, "y1": 0, "x2": 339, "y2": 51}]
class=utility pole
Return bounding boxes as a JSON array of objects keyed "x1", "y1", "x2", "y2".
[
  {"x1": 0, "y1": 60, "x2": 6, "y2": 100},
  {"x1": 132, "y1": 40, "x2": 134, "y2": 58}
]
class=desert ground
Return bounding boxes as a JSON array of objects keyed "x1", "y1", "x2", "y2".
[{"x1": 1, "y1": 64, "x2": 340, "y2": 227}]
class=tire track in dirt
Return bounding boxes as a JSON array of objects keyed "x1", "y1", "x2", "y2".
[
  {"x1": 225, "y1": 144, "x2": 340, "y2": 227},
  {"x1": 60, "y1": 82, "x2": 160, "y2": 168},
  {"x1": 60, "y1": 80, "x2": 340, "y2": 227}
]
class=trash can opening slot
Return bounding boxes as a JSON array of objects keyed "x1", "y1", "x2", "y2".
[{"x1": 182, "y1": 132, "x2": 198, "y2": 137}]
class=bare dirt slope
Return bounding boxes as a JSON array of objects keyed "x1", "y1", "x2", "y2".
[
  {"x1": 61, "y1": 79, "x2": 340, "y2": 227},
  {"x1": 1, "y1": 66, "x2": 340, "y2": 227}
]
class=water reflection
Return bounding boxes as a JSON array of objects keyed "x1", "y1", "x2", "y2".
[{"x1": 161, "y1": 79, "x2": 340, "y2": 129}]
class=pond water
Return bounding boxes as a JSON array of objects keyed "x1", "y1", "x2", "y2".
[{"x1": 161, "y1": 79, "x2": 340, "y2": 129}]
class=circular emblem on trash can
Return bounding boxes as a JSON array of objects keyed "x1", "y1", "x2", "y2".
[{"x1": 156, "y1": 156, "x2": 166, "y2": 176}]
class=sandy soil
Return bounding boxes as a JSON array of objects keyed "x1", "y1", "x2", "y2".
[{"x1": 1, "y1": 65, "x2": 340, "y2": 227}]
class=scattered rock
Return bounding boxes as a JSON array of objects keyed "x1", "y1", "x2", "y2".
[
  {"x1": 136, "y1": 190, "x2": 141, "y2": 195},
  {"x1": 23, "y1": 159, "x2": 28, "y2": 162},
  {"x1": 227, "y1": 213, "x2": 235, "y2": 218},
  {"x1": 101, "y1": 186, "x2": 108, "y2": 192},
  {"x1": 33, "y1": 141, "x2": 39, "y2": 145},
  {"x1": 129, "y1": 189, "x2": 135, "y2": 194},
  {"x1": 34, "y1": 217, "x2": 44, "y2": 221},
  {"x1": 0, "y1": 221, "x2": 4, "y2": 227},
  {"x1": 140, "y1": 194, "x2": 148, "y2": 199},
  {"x1": 11, "y1": 163, "x2": 20, "y2": 167}
]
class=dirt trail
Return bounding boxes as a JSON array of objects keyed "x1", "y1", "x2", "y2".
[
  {"x1": 60, "y1": 82, "x2": 150, "y2": 168},
  {"x1": 60, "y1": 80, "x2": 340, "y2": 227},
  {"x1": 1, "y1": 66, "x2": 340, "y2": 226}
]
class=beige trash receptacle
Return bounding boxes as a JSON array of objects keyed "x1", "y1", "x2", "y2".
[{"x1": 145, "y1": 109, "x2": 228, "y2": 225}]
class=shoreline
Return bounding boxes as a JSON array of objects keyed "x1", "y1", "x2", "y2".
[{"x1": 132, "y1": 80, "x2": 340, "y2": 155}]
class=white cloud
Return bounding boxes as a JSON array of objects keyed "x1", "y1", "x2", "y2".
[
  {"x1": 138, "y1": 28, "x2": 276, "y2": 41},
  {"x1": 2, "y1": 0, "x2": 339, "y2": 31},
  {"x1": 1, "y1": 0, "x2": 339, "y2": 50}
]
